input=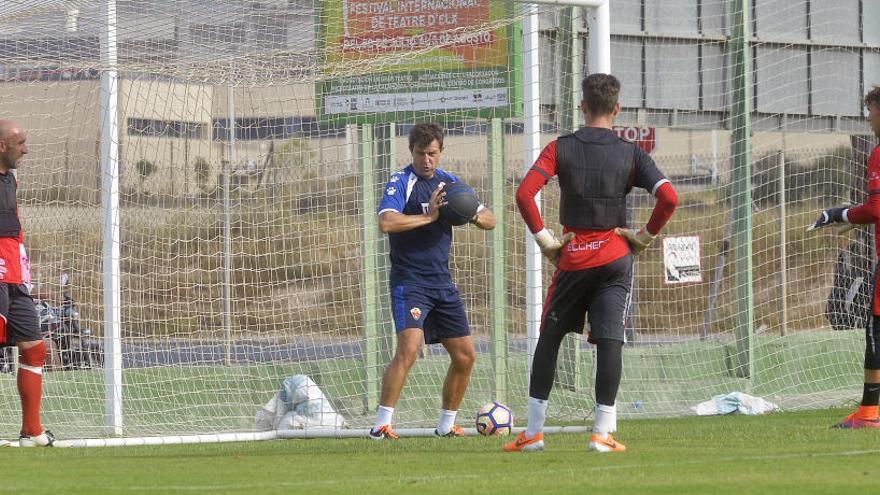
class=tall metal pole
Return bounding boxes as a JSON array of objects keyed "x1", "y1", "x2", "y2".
[
  {"x1": 779, "y1": 149, "x2": 787, "y2": 336},
  {"x1": 729, "y1": 0, "x2": 754, "y2": 379},
  {"x1": 522, "y1": 3, "x2": 543, "y2": 377},
  {"x1": 556, "y1": 6, "x2": 581, "y2": 392},
  {"x1": 586, "y1": 0, "x2": 610, "y2": 74},
  {"x1": 520, "y1": 0, "x2": 610, "y2": 380},
  {"x1": 360, "y1": 124, "x2": 379, "y2": 413},
  {"x1": 100, "y1": 0, "x2": 123, "y2": 436},
  {"x1": 345, "y1": 124, "x2": 356, "y2": 174},
  {"x1": 374, "y1": 123, "x2": 395, "y2": 365},
  {"x1": 488, "y1": 118, "x2": 508, "y2": 403},
  {"x1": 223, "y1": 87, "x2": 235, "y2": 365}
]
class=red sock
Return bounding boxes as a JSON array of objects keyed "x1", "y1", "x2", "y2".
[{"x1": 18, "y1": 342, "x2": 46, "y2": 436}]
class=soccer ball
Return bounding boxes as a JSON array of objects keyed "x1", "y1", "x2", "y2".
[
  {"x1": 475, "y1": 401, "x2": 513, "y2": 436},
  {"x1": 439, "y1": 181, "x2": 480, "y2": 226}
]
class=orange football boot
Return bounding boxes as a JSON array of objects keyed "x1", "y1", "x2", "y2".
[{"x1": 502, "y1": 431, "x2": 544, "y2": 452}]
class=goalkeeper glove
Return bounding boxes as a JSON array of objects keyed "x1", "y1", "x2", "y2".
[
  {"x1": 534, "y1": 229, "x2": 575, "y2": 265},
  {"x1": 806, "y1": 207, "x2": 847, "y2": 232},
  {"x1": 615, "y1": 227, "x2": 656, "y2": 255}
]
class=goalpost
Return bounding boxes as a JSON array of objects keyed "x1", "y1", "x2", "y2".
[
  {"x1": 0, "y1": 0, "x2": 876, "y2": 446},
  {"x1": 520, "y1": 0, "x2": 609, "y2": 385}
]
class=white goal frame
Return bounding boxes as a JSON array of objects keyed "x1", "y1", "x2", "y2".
[
  {"x1": 520, "y1": 0, "x2": 610, "y2": 375},
  {"x1": 88, "y1": 0, "x2": 612, "y2": 444}
]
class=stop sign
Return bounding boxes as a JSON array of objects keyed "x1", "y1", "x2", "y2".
[{"x1": 612, "y1": 126, "x2": 656, "y2": 154}]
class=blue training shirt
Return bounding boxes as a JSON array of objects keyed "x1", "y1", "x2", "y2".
[{"x1": 377, "y1": 165, "x2": 462, "y2": 288}]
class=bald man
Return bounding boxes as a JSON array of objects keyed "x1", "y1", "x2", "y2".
[{"x1": 0, "y1": 120, "x2": 53, "y2": 447}]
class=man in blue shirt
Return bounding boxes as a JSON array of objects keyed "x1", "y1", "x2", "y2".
[{"x1": 369, "y1": 123, "x2": 496, "y2": 439}]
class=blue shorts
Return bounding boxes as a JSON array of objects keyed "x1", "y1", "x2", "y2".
[{"x1": 391, "y1": 284, "x2": 470, "y2": 345}]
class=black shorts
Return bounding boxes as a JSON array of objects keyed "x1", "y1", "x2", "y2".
[
  {"x1": 541, "y1": 254, "x2": 633, "y2": 343},
  {"x1": 0, "y1": 283, "x2": 41, "y2": 345}
]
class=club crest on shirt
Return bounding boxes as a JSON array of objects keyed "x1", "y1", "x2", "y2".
[
  {"x1": 386, "y1": 186, "x2": 397, "y2": 195},
  {"x1": 410, "y1": 307, "x2": 422, "y2": 321}
]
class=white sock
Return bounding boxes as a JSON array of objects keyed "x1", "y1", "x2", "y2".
[
  {"x1": 593, "y1": 403, "x2": 617, "y2": 437},
  {"x1": 437, "y1": 409, "x2": 457, "y2": 434},
  {"x1": 373, "y1": 405, "x2": 394, "y2": 431},
  {"x1": 525, "y1": 396, "x2": 548, "y2": 438}
]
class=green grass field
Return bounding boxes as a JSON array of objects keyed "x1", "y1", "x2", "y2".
[{"x1": 3, "y1": 407, "x2": 878, "y2": 495}]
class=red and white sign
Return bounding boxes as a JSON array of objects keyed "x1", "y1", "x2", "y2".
[{"x1": 612, "y1": 126, "x2": 656, "y2": 154}]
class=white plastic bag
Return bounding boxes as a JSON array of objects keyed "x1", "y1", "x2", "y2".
[
  {"x1": 254, "y1": 375, "x2": 347, "y2": 431},
  {"x1": 691, "y1": 392, "x2": 779, "y2": 416}
]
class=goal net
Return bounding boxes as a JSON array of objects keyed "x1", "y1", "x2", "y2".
[{"x1": 0, "y1": 0, "x2": 876, "y2": 441}]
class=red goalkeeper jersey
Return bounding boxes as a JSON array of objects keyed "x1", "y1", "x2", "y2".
[
  {"x1": 0, "y1": 173, "x2": 28, "y2": 286},
  {"x1": 516, "y1": 132, "x2": 677, "y2": 270},
  {"x1": 841, "y1": 146, "x2": 880, "y2": 315},
  {"x1": 845, "y1": 146, "x2": 880, "y2": 255}
]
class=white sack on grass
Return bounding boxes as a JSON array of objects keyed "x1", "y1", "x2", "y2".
[
  {"x1": 690, "y1": 392, "x2": 779, "y2": 416},
  {"x1": 254, "y1": 375, "x2": 347, "y2": 431}
]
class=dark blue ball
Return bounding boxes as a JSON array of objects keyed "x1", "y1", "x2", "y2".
[{"x1": 440, "y1": 182, "x2": 480, "y2": 226}]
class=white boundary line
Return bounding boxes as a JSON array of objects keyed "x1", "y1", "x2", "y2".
[{"x1": 50, "y1": 426, "x2": 590, "y2": 447}]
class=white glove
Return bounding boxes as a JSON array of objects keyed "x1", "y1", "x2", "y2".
[
  {"x1": 534, "y1": 229, "x2": 575, "y2": 264},
  {"x1": 615, "y1": 227, "x2": 656, "y2": 255}
]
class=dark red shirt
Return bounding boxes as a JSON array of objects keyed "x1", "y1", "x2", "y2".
[{"x1": 845, "y1": 146, "x2": 880, "y2": 256}]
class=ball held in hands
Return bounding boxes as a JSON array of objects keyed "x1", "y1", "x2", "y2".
[{"x1": 439, "y1": 181, "x2": 480, "y2": 226}]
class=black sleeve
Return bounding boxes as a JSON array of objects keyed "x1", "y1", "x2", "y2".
[{"x1": 631, "y1": 146, "x2": 667, "y2": 193}]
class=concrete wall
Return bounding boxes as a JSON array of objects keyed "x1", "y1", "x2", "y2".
[
  {"x1": 0, "y1": 80, "x2": 102, "y2": 197},
  {"x1": 119, "y1": 80, "x2": 218, "y2": 195}
]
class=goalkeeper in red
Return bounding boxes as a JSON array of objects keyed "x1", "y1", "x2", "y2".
[
  {"x1": 808, "y1": 86, "x2": 880, "y2": 428},
  {"x1": 504, "y1": 74, "x2": 677, "y2": 452},
  {"x1": 0, "y1": 120, "x2": 52, "y2": 447}
]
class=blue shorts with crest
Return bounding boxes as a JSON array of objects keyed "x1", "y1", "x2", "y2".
[{"x1": 390, "y1": 284, "x2": 470, "y2": 345}]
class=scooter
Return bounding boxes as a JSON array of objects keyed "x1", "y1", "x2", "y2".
[{"x1": 36, "y1": 273, "x2": 103, "y2": 370}]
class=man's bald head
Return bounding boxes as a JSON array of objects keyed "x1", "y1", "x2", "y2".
[
  {"x1": 0, "y1": 120, "x2": 21, "y2": 140},
  {"x1": 0, "y1": 120, "x2": 27, "y2": 171}
]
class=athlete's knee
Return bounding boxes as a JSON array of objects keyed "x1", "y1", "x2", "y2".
[
  {"x1": 392, "y1": 346, "x2": 420, "y2": 370},
  {"x1": 534, "y1": 330, "x2": 566, "y2": 358},
  {"x1": 19, "y1": 340, "x2": 46, "y2": 368},
  {"x1": 594, "y1": 338, "x2": 623, "y2": 357},
  {"x1": 450, "y1": 347, "x2": 476, "y2": 371}
]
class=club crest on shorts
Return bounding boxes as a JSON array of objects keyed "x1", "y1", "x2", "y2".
[{"x1": 410, "y1": 307, "x2": 422, "y2": 321}]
